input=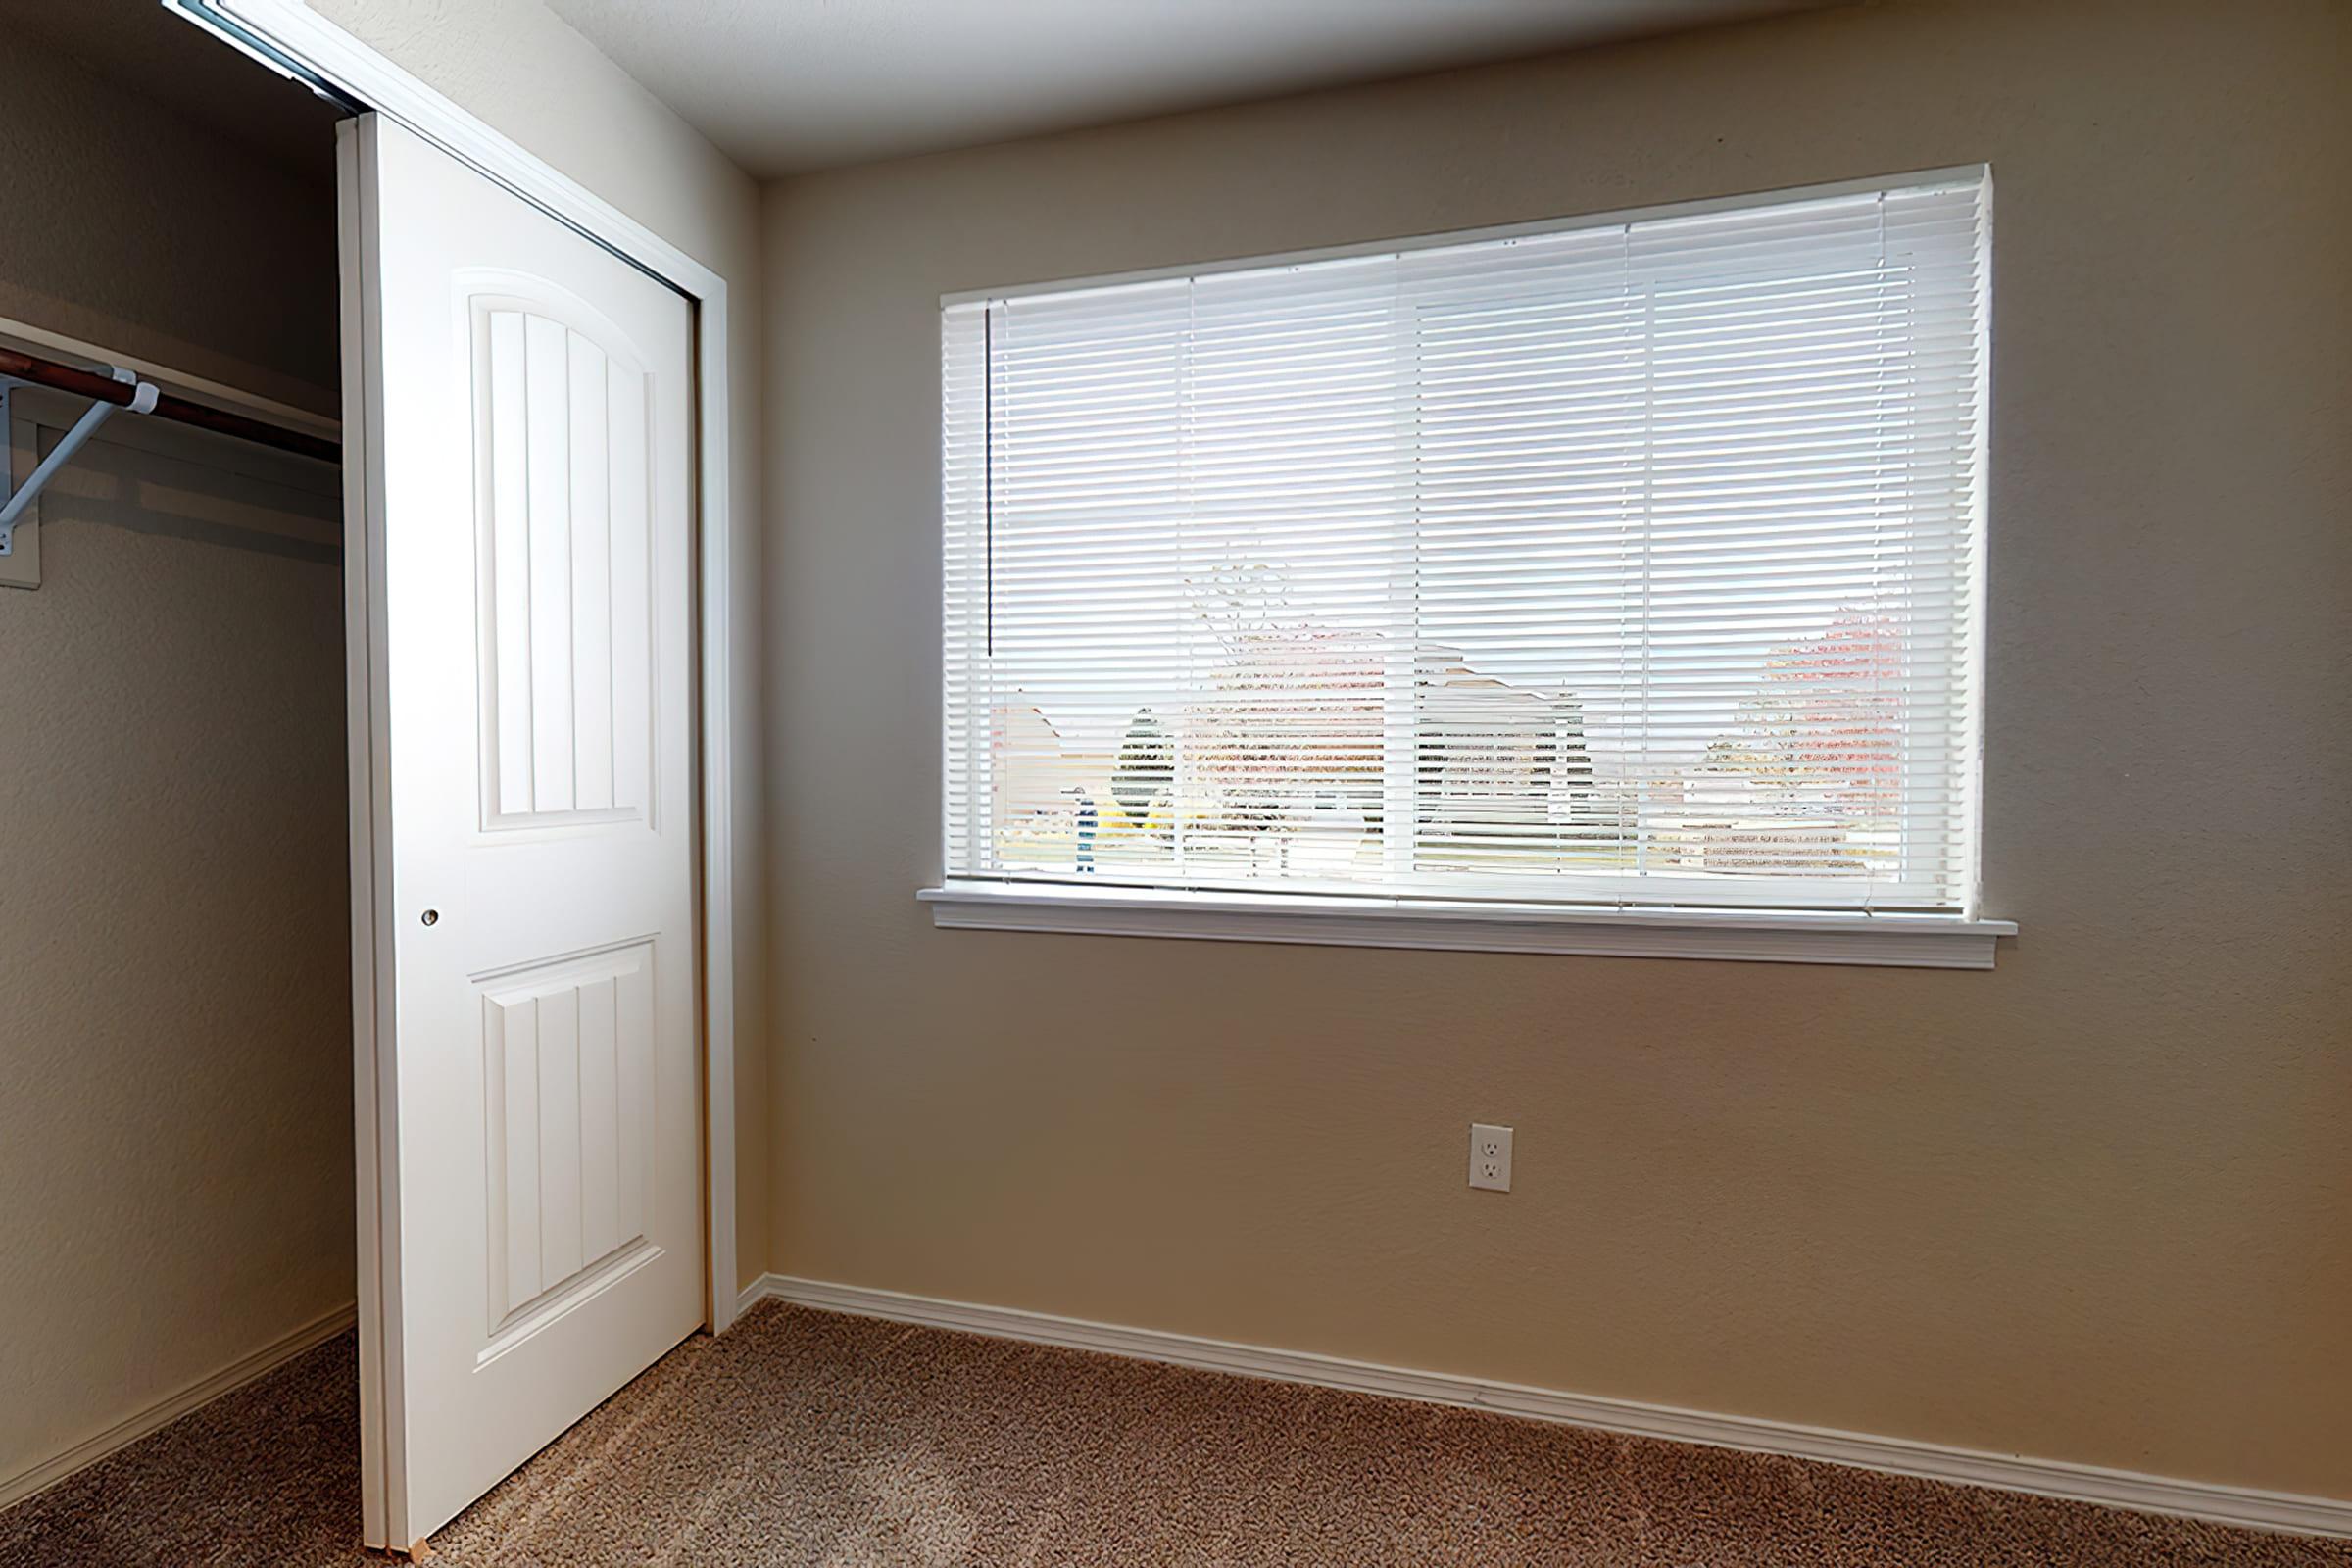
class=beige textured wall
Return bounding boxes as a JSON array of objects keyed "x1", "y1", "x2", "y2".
[
  {"x1": 0, "y1": 33, "x2": 337, "y2": 413},
  {"x1": 763, "y1": 0, "x2": 2352, "y2": 1498},
  {"x1": 0, "y1": 400, "x2": 348, "y2": 1487},
  {"x1": 307, "y1": 0, "x2": 771, "y2": 1293}
]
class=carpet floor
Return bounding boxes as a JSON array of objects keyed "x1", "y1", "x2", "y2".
[{"x1": 3, "y1": 1299, "x2": 2345, "y2": 1566}]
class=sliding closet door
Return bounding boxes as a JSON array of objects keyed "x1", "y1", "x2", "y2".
[{"x1": 338, "y1": 112, "x2": 703, "y2": 1553}]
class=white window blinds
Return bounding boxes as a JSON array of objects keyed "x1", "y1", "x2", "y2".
[{"x1": 942, "y1": 171, "x2": 1989, "y2": 914}]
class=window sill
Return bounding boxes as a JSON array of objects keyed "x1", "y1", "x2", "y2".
[{"x1": 919, "y1": 883, "x2": 2015, "y2": 970}]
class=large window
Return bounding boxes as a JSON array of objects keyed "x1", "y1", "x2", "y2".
[{"x1": 940, "y1": 171, "x2": 1990, "y2": 925}]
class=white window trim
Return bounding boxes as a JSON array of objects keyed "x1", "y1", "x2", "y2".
[{"x1": 921, "y1": 882, "x2": 2014, "y2": 969}]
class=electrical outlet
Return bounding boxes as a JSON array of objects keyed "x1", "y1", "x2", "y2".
[{"x1": 1469, "y1": 1123, "x2": 1513, "y2": 1192}]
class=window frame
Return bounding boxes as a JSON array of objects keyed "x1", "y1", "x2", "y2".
[{"x1": 925, "y1": 167, "x2": 2011, "y2": 968}]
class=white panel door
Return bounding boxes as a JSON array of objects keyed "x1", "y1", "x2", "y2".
[{"x1": 338, "y1": 113, "x2": 702, "y2": 1551}]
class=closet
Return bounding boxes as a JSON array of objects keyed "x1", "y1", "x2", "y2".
[{"x1": 0, "y1": 0, "x2": 352, "y2": 1508}]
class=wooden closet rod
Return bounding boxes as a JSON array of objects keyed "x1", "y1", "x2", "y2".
[{"x1": 0, "y1": 346, "x2": 340, "y2": 466}]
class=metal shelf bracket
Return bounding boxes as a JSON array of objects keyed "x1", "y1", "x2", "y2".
[{"x1": 0, "y1": 368, "x2": 159, "y2": 556}]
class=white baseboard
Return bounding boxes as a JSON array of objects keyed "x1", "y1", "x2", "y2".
[
  {"x1": 739, "y1": 1273, "x2": 2351, "y2": 1540},
  {"x1": 0, "y1": 1301, "x2": 358, "y2": 1511}
]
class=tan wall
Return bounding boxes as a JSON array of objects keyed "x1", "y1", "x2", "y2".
[
  {"x1": 0, "y1": 400, "x2": 348, "y2": 1485},
  {"x1": 307, "y1": 0, "x2": 771, "y2": 1293},
  {"x1": 0, "y1": 27, "x2": 348, "y2": 1490},
  {"x1": 0, "y1": 35, "x2": 337, "y2": 414},
  {"x1": 762, "y1": 0, "x2": 2352, "y2": 1498}
]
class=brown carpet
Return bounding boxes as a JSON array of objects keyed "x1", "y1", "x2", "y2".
[{"x1": 3, "y1": 1299, "x2": 2345, "y2": 1566}]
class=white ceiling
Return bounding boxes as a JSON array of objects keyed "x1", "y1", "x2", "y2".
[{"x1": 541, "y1": 0, "x2": 1829, "y2": 177}]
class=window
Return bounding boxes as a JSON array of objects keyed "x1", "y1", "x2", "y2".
[{"x1": 936, "y1": 170, "x2": 2002, "y2": 961}]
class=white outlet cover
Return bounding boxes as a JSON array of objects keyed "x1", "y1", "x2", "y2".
[{"x1": 1469, "y1": 1123, "x2": 1513, "y2": 1192}]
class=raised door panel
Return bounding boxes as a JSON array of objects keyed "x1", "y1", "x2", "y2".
[
  {"x1": 478, "y1": 941, "x2": 657, "y2": 1358},
  {"x1": 472, "y1": 297, "x2": 655, "y2": 833}
]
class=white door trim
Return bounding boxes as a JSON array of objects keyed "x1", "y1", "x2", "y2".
[{"x1": 166, "y1": 1, "x2": 742, "y2": 1546}]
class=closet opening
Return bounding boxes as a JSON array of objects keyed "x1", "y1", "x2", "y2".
[
  {"x1": 0, "y1": 1, "x2": 357, "y2": 1541},
  {"x1": 2, "y1": 0, "x2": 738, "y2": 1550}
]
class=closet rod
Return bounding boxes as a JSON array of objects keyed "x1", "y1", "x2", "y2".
[{"x1": 0, "y1": 347, "x2": 339, "y2": 465}]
